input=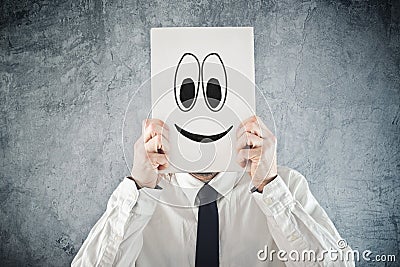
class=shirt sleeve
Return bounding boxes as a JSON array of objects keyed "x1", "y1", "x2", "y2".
[
  {"x1": 71, "y1": 177, "x2": 162, "y2": 267},
  {"x1": 251, "y1": 167, "x2": 355, "y2": 267}
]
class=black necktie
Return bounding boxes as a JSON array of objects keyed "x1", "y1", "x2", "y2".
[{"x1": 195, "y1": 183, "x2": 219, "y2": 267}]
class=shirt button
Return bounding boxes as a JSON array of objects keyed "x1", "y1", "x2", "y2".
[
  {"x1": 264, "y1": 197, "x2": 273, "y2": 205},
  {"x1": 289, "y1": 233, "x2": 299, "y2": 241}
]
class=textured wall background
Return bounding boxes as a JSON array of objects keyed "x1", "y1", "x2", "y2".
[{"x1": 0, "y1": 0, "x2": 399, "y2": 266}]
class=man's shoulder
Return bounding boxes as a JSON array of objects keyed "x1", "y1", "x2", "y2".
[
  {"x1": 277, "y1": 165, "x2": 310, "y2": 196},
  {"x1": 277, "y1": 165, "x2": 305, "y2": 179}
]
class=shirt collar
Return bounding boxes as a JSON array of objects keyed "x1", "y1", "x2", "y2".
[{"x1": 174, "y1": 172, "x2": 241, "y2": 206}]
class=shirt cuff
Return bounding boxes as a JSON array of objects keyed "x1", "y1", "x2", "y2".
[
  {"x1": 126, "y1": 176, "x2": 163, "y2": 190},
  {"x1": 251, "y1": 175, "x2": 295, "y2": 216},
  {"x1": 108, "y1": 177, "x2": 138, "y2": 216},
  {"x1": 133, "y1": 185, "x2": 163, "y2": 216},
  {"x1": 111, "y1": 177, "x2": 163, "y2": 217}
]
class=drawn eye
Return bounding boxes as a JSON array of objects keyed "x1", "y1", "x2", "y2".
[
  {"x1": 201, "y1": 53, "x2": 227, "y2": 112},
  {"x1": 174, "y1": 53, "x2": 200, "y2": 112},
  {"x1": 206, "y1": 78, "x2": 221, "y2": 109},
  {"x1": 180, "y1": 78, "x2": 196, "y2": 108}
]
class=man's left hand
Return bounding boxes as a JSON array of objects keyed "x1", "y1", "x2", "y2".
[{"x1": 236, "y1": 116, "x2": 278, "y2": 192}]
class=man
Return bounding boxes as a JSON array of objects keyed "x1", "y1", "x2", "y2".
[{"x1": 72, "y1": 116, "x2": 354, "y2": 266}]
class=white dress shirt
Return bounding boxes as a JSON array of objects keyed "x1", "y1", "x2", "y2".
[{"x1": 72, "y1": 166, "x2": 354, "y2": 266}]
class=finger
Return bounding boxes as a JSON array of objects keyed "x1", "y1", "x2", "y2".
[
  {"x1": 237, "y1": 119, "x2": 263, "y2": 139},
  {"x1": 143, "y1": 123, "x2": 169, "y2": 143},
  {"x1": 158, "y1": 164, "x2": 169, "y2": 171},
  {"x1": 236, "y1": 156, "x2": 250, "y2": 168},
  {"x1": 235, "y1": 152, "x2": 252, "y2": 171},
  {"x1": 236, "y1": 116, "x2": 256, "y2": 136},
  {"x1": 143, "y1": 118, "x2": 168, "y2": 129},
  {"x1": 237, "y1": 116, "x2": 276, "y2": 141},
  {"x1": 252, "y1": 117, "x2": 276, "y2": 140},
  {"x1": 239, "y1": 115, "x2": 258, "y2": 127},
  {"x1": 143, "y1": 119, "x2": 169, "y2": 141},
  {"x1": 236, "y1": 148, "x2": 251, "y2": 168},
  {"x1": 236, "y1": 147, "x2": 263, "y2": 162},
  {"x1": 258, "y1": 122, "x2": 275, "y2": 140},
  {"x1": 148, "y1": 153, "x2": 169, "y2": 169},
  {"x1": 145, "y1": 134, "x2": 170, "y2": 153},
  {"x1": 236, "y1": 132, "x2": 263, "y2": 151}
]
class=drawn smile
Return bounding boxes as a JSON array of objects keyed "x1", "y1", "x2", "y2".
[{"x1": 175, "y1": 124, "x2": 233, "y2": 143}]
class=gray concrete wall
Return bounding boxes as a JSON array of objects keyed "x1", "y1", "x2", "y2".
[{"x1": 0, "y1": 0, "x2": 399, "y2": 266}]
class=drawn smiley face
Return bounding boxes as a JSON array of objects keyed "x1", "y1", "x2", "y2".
[{"x1": 174, "y1": 52, "x2": 233, "y2": 143}]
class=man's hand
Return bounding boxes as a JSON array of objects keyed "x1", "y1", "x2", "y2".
[
  {"x1": 131, "y1": 119, "x2": 169, "y2": 189},
  {"x1": 236, "y1": 116, "x2": 278, "y2": 192}
]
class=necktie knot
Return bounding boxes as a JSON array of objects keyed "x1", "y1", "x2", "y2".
[{"x1": 196, "y1": 183, "x2": 219, "y2": 205}]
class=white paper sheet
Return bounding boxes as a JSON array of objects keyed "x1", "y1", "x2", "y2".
[{"x1": 151, "y1": 27, "x2": 255, "y2": 173}]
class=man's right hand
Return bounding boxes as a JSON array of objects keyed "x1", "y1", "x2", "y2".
[{"x1": 131, "y1": 119, "x2": 169, "y2": 189}]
